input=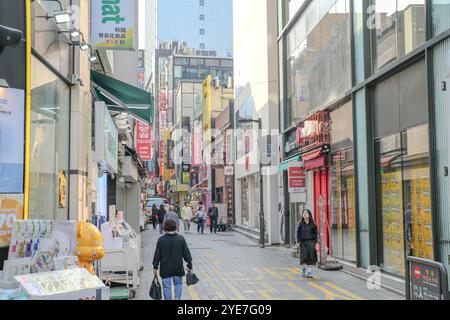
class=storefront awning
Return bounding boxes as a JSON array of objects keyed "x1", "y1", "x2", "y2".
[
  {"x1": 91, "y1": 70, "x2": 154, "y2": 125},
  {"x1": 279, "y1": 154, "x2": 302, "y2": 171},
  {"x1": 302, "y1": 149, "x2": 323, "y2": 161}
]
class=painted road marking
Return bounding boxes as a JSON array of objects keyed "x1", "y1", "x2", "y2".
[
  {"x1": 262, "y1": 268, "x2": 284, "y2": 280},
  {"x1": 286, "y1": 282, "x2": 320, "y2": 300},
  {"x1": 202, "y1": 267, "x2": 229, "y2": 300},
  {"x1": 212, "y1": 267, "x2": 246, "y2": 300},
  {"x1": 257, "y1": 290, "x2": 277, "y2": 300},
  {"x1": 323, "y1": 281, "x2": 364, "y2": 300},
  {"x1": 308, "y1": 282, "x2": 351, "y2": 300}
]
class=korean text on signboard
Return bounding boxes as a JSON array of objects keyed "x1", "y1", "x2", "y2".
[
  {"x1": 409, "y1": 257, "x2": 448, "y2": 300},
  {"x1": 136, "y1": 121, "x2": 152, "y2": 161},
  {"x1": 288, "y1": 164, "x2": 306, "y2": 193},
  {"x1": 91, "y1": 0, "x2": 135, "y2": 50}
]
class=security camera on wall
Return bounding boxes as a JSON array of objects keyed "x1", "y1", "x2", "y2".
[{"x1": 0, "y1": 25, "x2": 23, "y2": 53}]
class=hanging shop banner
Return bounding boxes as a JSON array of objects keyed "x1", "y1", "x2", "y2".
[
  {"x1": 166, "y1": 140, "x2": 175, "y2": 170},
  {"x1": 182, "y1": 163, "x2": 191, "y2": 185},
  {"x1": 137, "y1": 50, "x2": 145, "y2": 89},
  {"x1": 0, "y1": 194, "x2": 24, "y2": 248},
  {"x1": 95, "y1": 102, "x2": 118, "y2": 173},
  {"x1": 91, "y1": 0, "x2": 135, "y2": 50},
  {"x1": 288, "y1": 163, "x2": 306, "y2": 193},
  {"x1": 192, "y1": 121, "x2": 203, "y2": 166},
  {"x1": 0, "y1": 87, "x2": 25, "y2": 193},
  {"x1": 136, "y1": 120, "x2": 152, "y2": 161}
]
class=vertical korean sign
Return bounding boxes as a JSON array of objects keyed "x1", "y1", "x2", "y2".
[
  {"x1": 91, "y1": 0, "x2": 135, "y2": 50},
  {"x1": 0, "y1": 87, "x2": 25, "y2": 247},
  {"x1": 136, "y1": 121, "x2": 152, "y2": 161}
]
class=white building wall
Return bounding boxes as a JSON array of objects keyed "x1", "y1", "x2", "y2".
[{"x1": 233, "y1": 0, "x2": 280, "y2": 244}]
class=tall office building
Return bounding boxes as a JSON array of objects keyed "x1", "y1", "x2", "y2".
[
  {"x1": 157, "y1": 0, "x2": 233, "y2": 57},
  {"x1": 144, "y1": 0, "x2": 157, "y2": 89}
]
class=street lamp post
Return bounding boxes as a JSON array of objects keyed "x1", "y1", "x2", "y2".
[{"x1": 238, "y1": 118, "x2": 265, "y2": 248}]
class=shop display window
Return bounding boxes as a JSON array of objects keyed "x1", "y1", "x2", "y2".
[
  {"x1": 29, "y1": 57, "x2": 70, "y2": 220},
  {"x1": 375, "y1": 124, "x2": 433, "y2": 276},
  {"x1": 330, "y1": 148, "x2": 356, "y2": 263}
]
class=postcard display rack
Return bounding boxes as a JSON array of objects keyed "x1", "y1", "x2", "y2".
[
  {"x1": 0, "y1": 220, "x2": 109, "y2": 300},
  {"x1": 100, "y1": 220, "x2": 141, "y2": 289}
]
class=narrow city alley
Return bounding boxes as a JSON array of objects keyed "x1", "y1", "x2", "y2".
[{"x1": 136, "y1": 229, "x2": 402, "y2": 301}]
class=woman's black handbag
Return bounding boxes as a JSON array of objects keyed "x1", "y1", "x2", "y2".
[
  {"x1": 192, "y1": 217, "x2": 200, "y2": 224},
  {"x1": 149, "y1": 276, "x2": 162, "y2": 300},
  {"x1": 186, "y1": 271, "x2": 199, "y2": 286}
]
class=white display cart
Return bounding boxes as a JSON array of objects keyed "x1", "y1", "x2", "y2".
[
  {"x1": 100, "y1": 220, "x2": 141, "y2": 292},
  {"x1": 15, "y1": 268, "x2": 110, "y2": 300}
]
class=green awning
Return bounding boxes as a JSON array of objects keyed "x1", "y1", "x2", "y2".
[
  {"x1": 91, "y1": 70, "x2": 154, "y2": 125},
  {"x1": 279, "y1": 154, "x2": 302, "y2": 171}
]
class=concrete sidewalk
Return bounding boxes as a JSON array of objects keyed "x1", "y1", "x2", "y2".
[{"x1": 135, "y1": 228, "x2": 403, "y2": 300}]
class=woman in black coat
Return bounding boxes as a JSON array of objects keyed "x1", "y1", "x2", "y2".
[
  {"x1": 151, "y1": 204, "x2": 159, "y2": 230},
  {"x1": 158, "y1": 205, "x2": 167, "y2": 234},
  {"x1": 296, "y1": 209, "x2": 319, "y2": 278}
]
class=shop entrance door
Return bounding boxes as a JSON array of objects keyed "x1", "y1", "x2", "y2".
[{"x1": 314, "y1": 169, "x2": 330, "y2": 255}]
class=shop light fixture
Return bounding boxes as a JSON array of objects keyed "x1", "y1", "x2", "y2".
[
  {"x1": 38, "y1": 0, "x2": 71, "y2": 24},
  {"x1": 80, "y1": 43, "x2": 89, "y2": 51},
  {"x1": 89, "y1": 55, "x2": 97, "y2": 62},
  {"x1": 53, "y1": 10, "x2": 71, "y2": 24},
  {"x1": 70, "y1": 30, "x2": 80, "y2": 38}
]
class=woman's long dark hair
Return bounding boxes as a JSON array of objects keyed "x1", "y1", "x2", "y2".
[{"x1": 301, "y1": 209, "x2": 315, "y2": 225}]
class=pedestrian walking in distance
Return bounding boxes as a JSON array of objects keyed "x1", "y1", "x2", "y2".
[
  {"x1": 181, "y1": 202, "x2": 193, "y2": 233},
  {"x1": 158, "y1": 204, "x2": 166, "y2": 234},
  {"x1": 296, "y1": 209, "x2": 319, "y2": 278},
  {"x1": 196, "y1": 206, "x2": 206, "y2": 234},
  {"x1": 207, "y1": 201, "x2": 219, "y2": 234},
  {"x1": 151, "y1": 204, "x2": 158, "y2": 231},
  {"x1": 164, "y1": 205, "x2": 180, "y2": 232},
  {"x1": 153, "y1": 219, "x2": 193, "y2": 300}
]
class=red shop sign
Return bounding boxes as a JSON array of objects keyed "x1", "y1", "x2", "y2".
[
  {"x1": 288, "y1": 166, "x2": 306, "y2": 193},
  {"x1": 136, "y1": 121, "x2": 152, "y2": 161}
]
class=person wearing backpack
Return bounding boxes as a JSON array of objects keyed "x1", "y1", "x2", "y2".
[{"x1": 153, "y1": 219, "x2": 193, "y2": 300}]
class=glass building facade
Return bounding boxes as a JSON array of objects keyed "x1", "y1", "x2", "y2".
[
  {"x1": 157, "y1": 0, "x2": 233, "y2": 57},
  {"x1": 278, "y1": 0, "x2": 450, "y2": 287}
]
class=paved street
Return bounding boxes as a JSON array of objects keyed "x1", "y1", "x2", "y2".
[{"x1": 135, "y1": 228, "x2": 402, "y2": 300}]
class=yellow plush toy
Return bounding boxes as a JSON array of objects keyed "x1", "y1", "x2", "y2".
[{"x1": 75, "y1": 222, "x2": 105, "y2": 274}]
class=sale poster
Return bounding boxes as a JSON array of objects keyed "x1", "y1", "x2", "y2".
[{"x1": 0, "y1": 194, "x2": 24, "y2": 248}]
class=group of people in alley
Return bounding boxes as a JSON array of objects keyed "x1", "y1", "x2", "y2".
[
  {"x1": 149, "y1": 201, "x2": 319, "y2": 300},
  {"x1": 148, "y1": 200, "x2": 221, "y2": 300}
]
